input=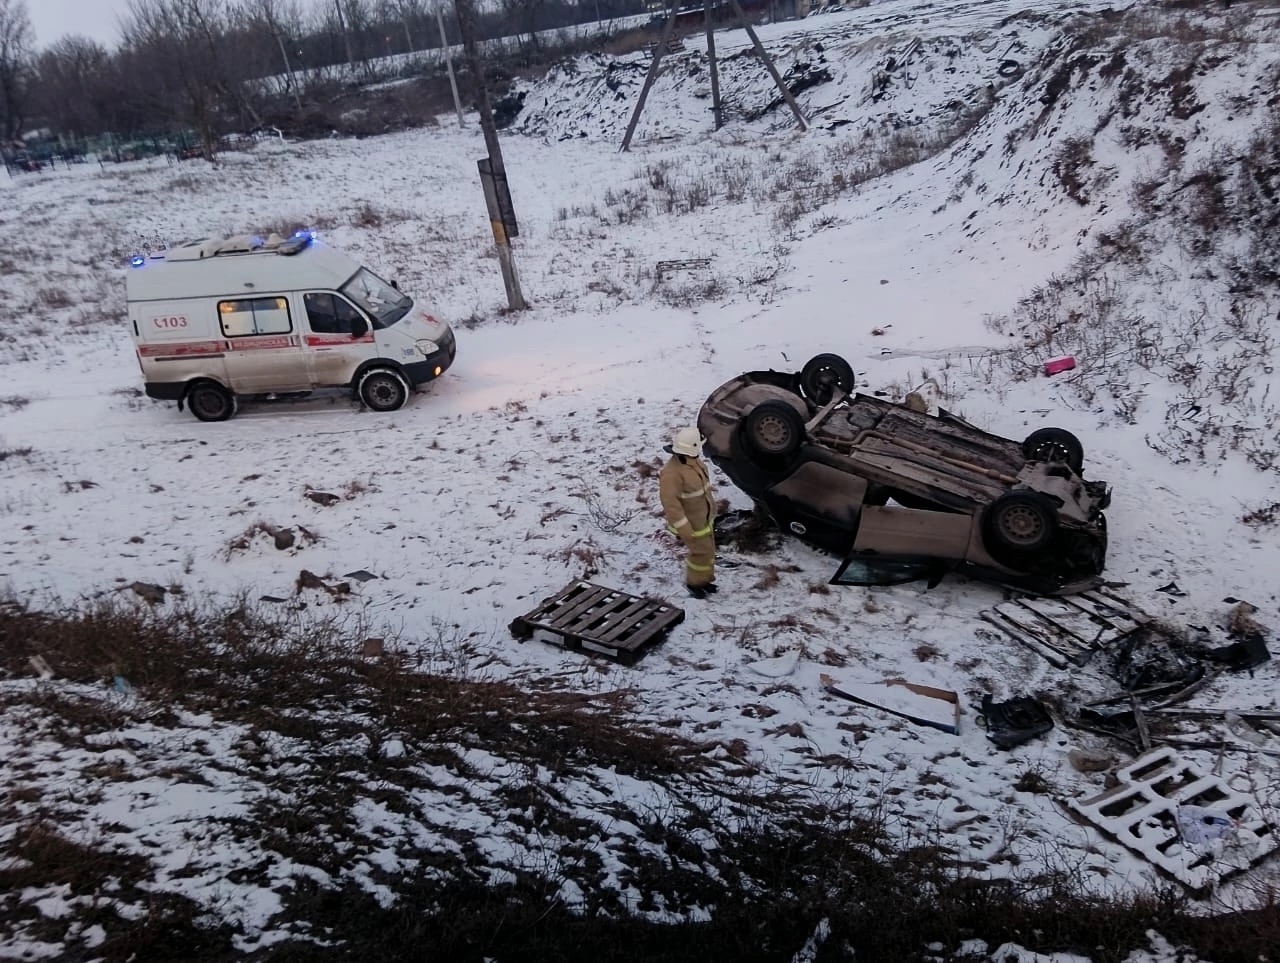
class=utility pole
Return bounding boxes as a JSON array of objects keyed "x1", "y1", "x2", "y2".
[
  {"x1": 453, "y1": 0, "x2": 526, "y2": 312},
  {"x1": 621, "y1": 0, "x2": 680, "y2": 151},
  {"x1": 725, "y1": 0, "x2": 807, "y2": 131},
  {"x1": 622, "y1": 0, "x2": 806, "y2": 149},
  {"x1": 272, "y1": 24, "x2": 304, "y2": 110},
  {"x1": 704, "y1": 0, "x2": 722, "y2": 130},
  {"x1": 437, "y1": 5, "x2": 466, "y2": 127}
]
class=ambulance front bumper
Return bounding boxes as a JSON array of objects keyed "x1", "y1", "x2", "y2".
[{"x1": 405, "y1": 329, "x2": 456, "y2": 385}]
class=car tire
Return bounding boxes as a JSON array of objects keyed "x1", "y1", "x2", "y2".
[
  {"x1": 358, "y1": 368, "x2": 409, "y2": 412},
  {"x1": 981, "y1": 491, "x2": 1059, "y2": 567},
  {"x1": 743, "y1": 400, "x2": 806, "y2": 459},
  {"x1": 187, "y1": 381, "x2": 235, "y2": 422},
  {"x1": 799, "y1": 353, "x2": 855, "y2": 405},
  {"x1": 1021, "y1": 427, "x2": 1084, "y2": 473}
]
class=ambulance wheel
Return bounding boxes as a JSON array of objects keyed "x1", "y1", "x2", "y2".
[
  {"x1": 358, "y1": 368, "x2": 408, "y2": 412},
  {"x1": 187, "y1": 381, "x2": 235, "y2": 422}
]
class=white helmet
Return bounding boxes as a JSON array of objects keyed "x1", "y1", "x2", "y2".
[{"x1": 672, "y1": 426, "x2": 703, "y2": 457}]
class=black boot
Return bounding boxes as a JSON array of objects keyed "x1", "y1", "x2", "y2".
[
  {"x1": 703, "y1": 582, "x2": 719, "y2": 594},
  {"x1": 687, "y1": 585, "x2": 708, "y2": 600}
]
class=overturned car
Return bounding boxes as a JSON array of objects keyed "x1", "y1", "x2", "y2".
[{"x1": 697, "y1": 354, "x2": 1111, "y2": 593}]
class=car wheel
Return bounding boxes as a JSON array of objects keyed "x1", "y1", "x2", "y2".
[
  {"x1": 1021, "y1": 427, "x2": 1084, "y2": 473},
  {"x1": 358, "y1": 369, "x2": 409, "y2": 412},
  {"x1": 981, "y1": 491, "x2": 1059, "y2": 567},
  {"x1": 800, "y1": 353, "x2": 855, "y2": 406},
  {"x1": 187, "y1": 381, "x2": 235, "y2": 422},
  {"x1": 743, "y1": 400, "x2": 805, "y2": 459}
]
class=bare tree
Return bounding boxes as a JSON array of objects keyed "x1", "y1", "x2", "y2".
[
  {"x1": 499, "y1": 0, "x2": 552, "y2": 56},
  {"x1": 121, "y1": 0, "x2": 240, "y2": 159},
  {"x1": 0, "y1": 0, "x2": 32, "y2": 140},
  {"x1": 337, "y1": 0, "x2": 374, "y2": 71},
  {"x1": 238, "y1": 0, "x2": 306, "y2": 107},
  {"x1": 387, "y1": 0, "x2": 426, "y2": 52},
  {"x1": 31, "y1": 36, "x2": 113, "y2": 139}
]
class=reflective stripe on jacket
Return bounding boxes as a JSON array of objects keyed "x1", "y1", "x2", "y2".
[{"x1": 659, "y1": 455, "x2": 715, "y2": 538}]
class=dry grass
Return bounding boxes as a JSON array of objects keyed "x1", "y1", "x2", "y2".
[
  {"x1": 1241, "y1": 501, "x2": 1280, "y2": 528},
  {"x1": 3, "y1": 595, "x2": 1277, "y2": 960},
  {"x1": 554, "y1": 538, "x2": 606, "y2": 578},
  {"x1": 35, "y1": 287, "x2": 75, "y2": 310}
]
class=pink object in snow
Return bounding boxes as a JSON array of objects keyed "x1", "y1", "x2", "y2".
[{"x1": 1044, "y1": 356, "x2": 1076, "y2": 376}]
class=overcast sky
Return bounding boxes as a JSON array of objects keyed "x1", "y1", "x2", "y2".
[
  {"x1": 26, "y1": 0, "x2": 335, "y2": 51},
  {"x1": 27, "y1": 0, "x2": 130, "y2": 50}
]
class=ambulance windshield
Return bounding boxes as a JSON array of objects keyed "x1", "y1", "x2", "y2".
[{"x1": 341, "y1": 268, "x2": 412, "y2": 328}]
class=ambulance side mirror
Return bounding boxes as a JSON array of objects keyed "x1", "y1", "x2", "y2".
[{"x1": 351, "y1": 316, "x2": 369, "y2": 338}]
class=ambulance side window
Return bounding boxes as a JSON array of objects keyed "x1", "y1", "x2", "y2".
[
  {"x1": 304, "y1": 293, "x2": 365, "y2": 334},
  {"x1": 219, "y1": 297, "x2": 292, "y2": 337}
]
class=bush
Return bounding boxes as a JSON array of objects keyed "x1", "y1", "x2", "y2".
[{"x1": 2, "y1": 596, "x2": 1277, "y2": 960}]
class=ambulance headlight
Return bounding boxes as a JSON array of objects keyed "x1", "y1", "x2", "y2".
[{"x1": 416, "y1": 339, "x2": 440, "y2": 356}]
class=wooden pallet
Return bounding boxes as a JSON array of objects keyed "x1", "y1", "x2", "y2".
[
  {"x1": 980, "y1": 588, "x2": 1149, "y2": 668},
  {"x1": 509, "y1": 581, "x2": 685, "y2": 665}
]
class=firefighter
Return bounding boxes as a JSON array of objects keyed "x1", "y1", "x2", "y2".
[{"x1": 659, "y1": 426, "x2": 718, "y2": 598}]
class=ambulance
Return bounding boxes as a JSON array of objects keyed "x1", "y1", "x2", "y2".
[{"x1": 125, "y1": 232, "x2": 456, "y2": 420}]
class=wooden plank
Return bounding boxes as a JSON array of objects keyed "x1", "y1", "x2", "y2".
[
  {"x1": 1016, "y1": 596, "x2": 1124, "y2": 648},
  {"x1": 1095, "y1": 583, "x2": 1157, "y2": 612},
  {"x1": 596, "y1": 598, "x2": 667, "y2": 643},
  {"x1": 535, "y1": 583, "x2": 613, "y2": 628},
  {"x1": 580, "y1": 636, "x2": 625, "y2": 659},
  {"x1": 986, "y1": 604, "x2": 1090, "y2": 663},
  {"x1": 524, "y1": 580, "x2": 597, "y2": 622},
  {"x1": 560, "y1": 590, "x2": 633, "y2": 633},
  {"x1": 979, "y1": 610, "x2": 1071, "y2": 668},
  {"x1": 613, "y1": 607, "x2": 684, "y2": 651},
  {"x1": 542, "y1": 582, "x2": 610, "y2": 623},
  {"x1": 1068, "y1": 590, "x2": 1149, "y2": 629}
]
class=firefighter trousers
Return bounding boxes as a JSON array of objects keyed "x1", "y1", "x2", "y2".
[{"x1": 685, "y1": 533, "x2": 716, "y2": 588}]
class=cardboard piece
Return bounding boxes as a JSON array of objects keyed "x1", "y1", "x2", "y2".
[{"x1": 821, "y1": 673, "x2": 960, "y2": 734}]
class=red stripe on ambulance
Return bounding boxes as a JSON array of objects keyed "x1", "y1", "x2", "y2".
[
  {"x1": 227, "y1": 335, "x2": 298, "y2": 351},
  {"x1": 138, "y1": 334, "x2": 302, "y2": 358},
  {"x1": 138, "y1": 340, "x2": 227, "y2": 358},
  {"x1": 304, "y1": 334, "x2": 376, "y2": 347}
]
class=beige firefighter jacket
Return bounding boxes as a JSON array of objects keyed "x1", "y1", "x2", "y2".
[{"x1": 659, "y1": 455, "x2": 715, "y2": 541}]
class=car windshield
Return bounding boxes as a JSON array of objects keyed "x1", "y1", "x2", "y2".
[{"x1": 341, "y1": 267, "x2": 412, "y2": 328}]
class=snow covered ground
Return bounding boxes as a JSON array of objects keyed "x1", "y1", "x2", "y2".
[{"x1": 2, "y1": 0, "x2": 1278, "y2": 958}]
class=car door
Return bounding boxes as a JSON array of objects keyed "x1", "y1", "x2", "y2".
[
  {"x1": 301, "y1": 291, "x2": 378, "y2": 387},
  {"x1": 218, "y1": 295, "x2": 308, "y2": 393}
]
